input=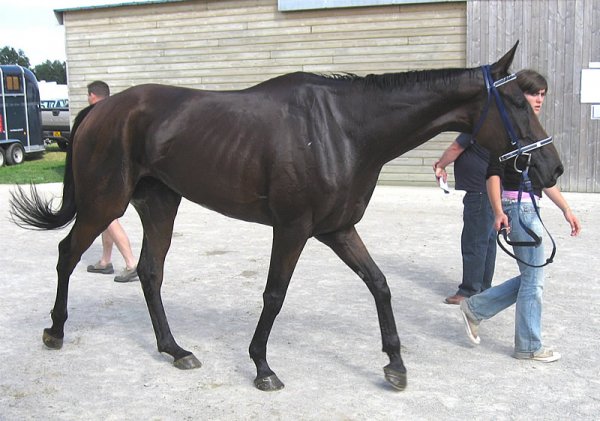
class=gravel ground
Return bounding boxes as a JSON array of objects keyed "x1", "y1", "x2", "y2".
[{"x1": 1, "y1": 183, "x2": 598, "y2": 420}]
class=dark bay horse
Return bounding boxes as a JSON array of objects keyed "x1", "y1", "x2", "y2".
[{"x1": 10, "y1": 43, "x2": 563, "y2": 391}]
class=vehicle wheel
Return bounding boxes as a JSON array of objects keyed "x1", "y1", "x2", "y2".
[
  {"x1": 58, "y1": 140, "x2": 68, "y2": 151},
  {"x1": 6, "y1": 143, "x2": 25, "y2": 165},
  {"x1": 0, "y1": 147, "x2": 6, "y2": 167}
]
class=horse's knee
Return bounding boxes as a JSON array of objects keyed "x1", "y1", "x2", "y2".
[
  {"x1": 135, "y1": 263, "x2": 153, "y2": 281},
  {"x1": 262, "y1": 292, "x2": 286, "y2": 314},
  {"x1": 369, "y1": 275, "x2": 392, "y2": 302}
]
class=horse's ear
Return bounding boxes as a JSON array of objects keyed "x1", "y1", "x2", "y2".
[{"x1": 491, "y1": 41, "x2": 519, "y2": 74}]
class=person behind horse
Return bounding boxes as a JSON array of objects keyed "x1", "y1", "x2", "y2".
[
  {"x1": 85, "y1": 80, "x2": 139, "y2": 283},
  {"x1": 434, "y1": 131, "x2": 496, "y2": 305},
  {"x1": 459, "y1": 70, "x2": 581, "y2": 362}
]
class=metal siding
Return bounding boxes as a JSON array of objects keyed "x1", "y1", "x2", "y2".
[{"x1": 467, "y1": 0, "x2": 599, "y2": 193}]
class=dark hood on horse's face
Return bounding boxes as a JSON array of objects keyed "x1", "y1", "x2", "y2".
[
  {"x1": 529, "y1": 146, "x2": 564, "y2": 188},
  {"x1": 479, "y1": 42, "x2": 564, "y2": 189}
]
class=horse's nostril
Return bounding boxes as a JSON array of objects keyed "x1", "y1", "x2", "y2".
[{"x1": 549, "y1": 165, "x2": 564, "y2": 187}]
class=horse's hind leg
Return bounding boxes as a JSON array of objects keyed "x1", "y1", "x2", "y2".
[
  {"x1": 43, "y1": 232, "x2": 76, "y2": 348},
  {"x1": 131, "y1": 178, "x2": 200, "y2": 370},
  {"x1": 249, "y1": 226, "x2": 308, "y2": 391},
  {"x1": 44, "y1": 221, "x2": 106, "y2": 349},
  {"x1": 316, "y1": 226, "x2": 407, "y2": 391}
]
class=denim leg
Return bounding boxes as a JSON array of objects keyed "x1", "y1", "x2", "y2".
[
  {"x1": 507, "y1": 202, "x2": 545, "y2": 356},
  {"x1": 466, "y1": 201, "x2": 545, "y2": 355},
  {"x1": 466, "y1": 274, "x2": 520, "y2": 321},
  {"x1": 481, "y1": 200, "x2": 497, "y2": 292},
  {"x1": 457, "y1": 192, "x2": 497, "y2": 297}
]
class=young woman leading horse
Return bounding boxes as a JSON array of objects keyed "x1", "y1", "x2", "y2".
[{"x1": 11, "y1": 43, "x2": 563, "y2": 391}]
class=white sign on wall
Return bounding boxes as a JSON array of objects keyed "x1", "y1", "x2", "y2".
[{"x1": 581, "y1": 68, "x2": 600, "y2": 103}]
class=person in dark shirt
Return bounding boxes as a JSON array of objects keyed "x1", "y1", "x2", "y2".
[
  {"x1": 434, "y1": 133, "x2": 496, "y2": 305},
  {"x1": 459, "y1": 70, "x2": 581, "y2": 362}
]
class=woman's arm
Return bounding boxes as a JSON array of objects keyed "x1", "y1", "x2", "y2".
[
  {"x1": 486, "y1": 175, "x2": 508, "y2": 232},
  {"x1": 543, "y1": 185, "x2": 581, "y2": 236}
]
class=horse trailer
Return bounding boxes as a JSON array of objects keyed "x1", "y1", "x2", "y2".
[{"x1": 0, "y1": 65, "x2": 45, "y2": 167}]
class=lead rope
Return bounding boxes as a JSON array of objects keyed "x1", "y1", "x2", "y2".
[{"x1": 496, "y1": 162, "x2": 557, "y2": 268}]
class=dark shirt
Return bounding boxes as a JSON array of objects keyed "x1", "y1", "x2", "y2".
[{"x1": 453, "y1": 133, "x2": 490, "y2": 193}]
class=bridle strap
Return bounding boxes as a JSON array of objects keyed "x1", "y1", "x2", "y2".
[
  {"x1": 488, "y1": 72, "x2": 521, "y2": 146},
  {"x1": 471, "y1": 65, "x2": 493, "y2": 140},
  {"x1": 499, "y1": 137, "x2": 553, "y2": 162}
]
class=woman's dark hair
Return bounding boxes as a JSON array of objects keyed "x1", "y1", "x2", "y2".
[{"x1": 516, "y1": 69, "x2": 548, "y2": 95}]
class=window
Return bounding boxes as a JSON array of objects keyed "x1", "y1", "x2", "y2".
[{"x1": 4, "y1": 75, "x2": 22, "y2": 92}]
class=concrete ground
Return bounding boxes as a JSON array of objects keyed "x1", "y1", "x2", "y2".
[{"x1": 0, "y1": 183, "x2": 598, "y2": 420}]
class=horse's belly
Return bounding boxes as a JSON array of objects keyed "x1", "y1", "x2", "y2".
[{"x1": 186, "y1": 190, "x2": 273, "y2": 226}]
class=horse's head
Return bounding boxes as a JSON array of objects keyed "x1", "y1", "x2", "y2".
[{"x1": 474, "y1": 42, "x2": 564, "y2": 188}]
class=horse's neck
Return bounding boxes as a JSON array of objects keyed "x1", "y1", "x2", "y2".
[{"x1": 346, "y1": 71, "x2": 480, "y2": 166}]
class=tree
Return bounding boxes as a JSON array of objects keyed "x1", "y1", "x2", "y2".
[
  {"x1": 0, "y1": 46, "x2": 31, "y2": 67},
  {"x1": 34, "y1": 60, "x2": 67, "y2": 84}
]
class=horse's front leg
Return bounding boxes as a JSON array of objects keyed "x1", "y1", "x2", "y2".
[
  {"x1": 249, "y1": 226, "x2": 308, "y2": 391},
  {"x1": 316, "y1": 226, "x2": 406, "y2": 391},
  {"x1": 132, "y1": 181, "x2": 200, "y2": 369}
]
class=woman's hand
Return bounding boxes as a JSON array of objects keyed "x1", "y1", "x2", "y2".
[
  {"x1": 563, "y1": 208, "x2": 581, "y2": 236},
  {"x1": 494, "y1": 212, "x2": 509, "y2": 233}
]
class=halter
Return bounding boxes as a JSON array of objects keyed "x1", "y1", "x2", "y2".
[{"x1": 473, "y1": 65, "x2": 556, "y2": 268}]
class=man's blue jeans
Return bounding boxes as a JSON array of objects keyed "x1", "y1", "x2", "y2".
[
  {"x1": 466, "y1": 200, "x2": 545, "y2": 355},
  {"x1": 458, "y1": 192, "x2": 497, "y2": 297}
]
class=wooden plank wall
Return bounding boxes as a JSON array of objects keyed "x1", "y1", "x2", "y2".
[
  {"x1": 467, "y1": 0, "x2": 600, "y2": 193},
  {"x1": 62, "y1": 0, "x2": 467, "y2": 187}
]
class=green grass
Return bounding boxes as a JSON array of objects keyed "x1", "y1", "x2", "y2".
[{"x1": 0, "y1": 144, "x2": 66, "y2": 184}]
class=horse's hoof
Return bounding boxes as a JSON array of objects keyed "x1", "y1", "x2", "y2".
[
  {"x1": 384, "y1": 366, "x2": 407, "y2": 391},
  {"x1": 42, "y1": 329, "x2": 63, "y2": 350},
  {"x1": 254, "y1": 374, "x2": 285, "y2": 392},
  {"x1": 173, "y1": 354, "x2": 202, "y2": 370}
]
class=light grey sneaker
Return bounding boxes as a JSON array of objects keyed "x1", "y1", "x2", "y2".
[
  {"x1": 87, "y1": 262, "x2": 114, "y2": 274},
  {"x1": 114, "y1": 266, "x2": 139, "y2": 283},
  {"x1": 513, "y1": 348, "x2": 561, "y2": 363},
  {"x1": 459, "y1": 300, "x2": 481, "y2": 345}
]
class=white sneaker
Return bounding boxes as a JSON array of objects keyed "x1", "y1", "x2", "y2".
[{"x1": 459, "y1": 300, "x2": 480, "y2": 345}]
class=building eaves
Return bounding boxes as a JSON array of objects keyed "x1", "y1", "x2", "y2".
[{"x1": 54, "y1": 0, "x2": 186, "y2": 25}]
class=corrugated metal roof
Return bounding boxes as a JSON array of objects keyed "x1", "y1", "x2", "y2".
[{"x1": 54, "y1": 0, "x2": 186, "y2": 25}]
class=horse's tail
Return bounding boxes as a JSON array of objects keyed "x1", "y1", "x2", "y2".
[{"x1": 10, "y1": 105, "x2": 95, "y2": 230}]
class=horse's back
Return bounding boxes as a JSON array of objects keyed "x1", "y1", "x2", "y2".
[{"x1": 73, "y1": 76, "x2": 368, "y2": 229}]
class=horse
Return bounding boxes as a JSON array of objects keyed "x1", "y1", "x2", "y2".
[{"x1": 10, "y1": 42, "x2": 563, "y2": 392}]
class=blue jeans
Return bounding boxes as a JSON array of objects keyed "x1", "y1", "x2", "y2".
[
  {"x1": 465, "y1": 200, "x2": 545, "y2": 355},
  {"x1": 457, "y1": 192, "x2": 497, "y2": 297}
]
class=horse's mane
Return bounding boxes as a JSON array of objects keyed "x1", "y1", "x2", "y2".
[{"x1": 318, "y1": 68, "x2": 474, "y2": 90}]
